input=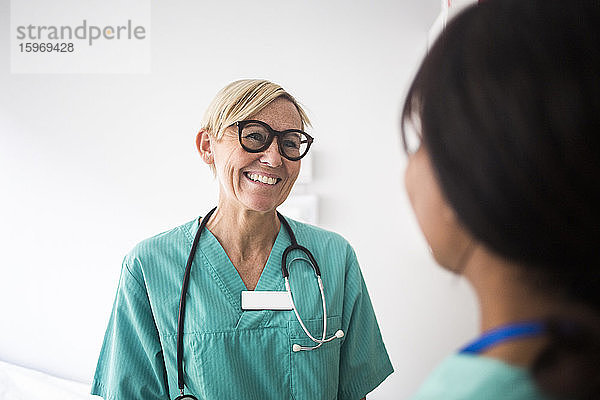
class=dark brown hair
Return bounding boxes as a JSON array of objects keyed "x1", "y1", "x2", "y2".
[{"x1": 402, "y1": 0, "x2": 600, "y2": 398}]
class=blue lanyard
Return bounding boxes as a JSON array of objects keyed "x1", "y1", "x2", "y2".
[{"x1": 459, "y1": 321, "x2": 546, "y2": 354}]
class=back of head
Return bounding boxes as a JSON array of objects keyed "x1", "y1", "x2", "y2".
[{"x1": 402, "y1": 0, "x2": 600, "y2": 397}]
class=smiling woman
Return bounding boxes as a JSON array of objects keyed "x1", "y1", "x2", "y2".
[
  {"x1": 197, "y1": 92, "x2": 307, "y2": 215},
  {"x1": 91, "y1": 79, "x2": 393, "y2": 400}
]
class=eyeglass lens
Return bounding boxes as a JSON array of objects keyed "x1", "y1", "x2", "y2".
[{"x1": 239, "y1": 122, "x2": 310, "y2": 160}]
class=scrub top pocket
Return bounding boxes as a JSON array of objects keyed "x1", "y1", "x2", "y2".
[
  {"x1": 288, "y1": 316, "x2": 343, "y2": 400},
  {"x1": 187, "y1": 328, "x2": 291, "y2": 399}
]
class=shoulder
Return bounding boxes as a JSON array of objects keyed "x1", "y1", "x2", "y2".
[
  {"x1": 285, "y1": 217, "x2": 353, "y2": 250},
  {"x1": 126, "y1": 218, "x2": 197, "y2": 259},
  {"x1": 284, "y1": 217, "x2": 359, "y2": 267},
  {"x1": 122, "y1": 218, "x2": 198, "y2": 283},
  {"x1": 411, "y1": 354, "x2": 550, "y2": 400}
]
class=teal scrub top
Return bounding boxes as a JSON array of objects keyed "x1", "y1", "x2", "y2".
[
  {"x1": 410, "y1": 353, "x2": 553, "y2": 400},
  {"x1": 91, "y1": 216, "x2": 393, "y2": 400}
]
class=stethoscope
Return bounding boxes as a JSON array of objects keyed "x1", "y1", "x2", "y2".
[{"x1": 174, "y1": 207, "x2": 344, "y2": 400}]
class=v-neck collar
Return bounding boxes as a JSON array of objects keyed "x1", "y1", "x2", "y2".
[{"x1": 187, "y1": 216, "x2": 292, "y2": 313}]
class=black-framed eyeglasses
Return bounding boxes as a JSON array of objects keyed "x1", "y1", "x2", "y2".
[{"x1": 233, "y1": 120, "x2": 314, "y2": 161}]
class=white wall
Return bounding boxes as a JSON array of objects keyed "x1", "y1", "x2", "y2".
[{"x1": 0, "y1": 1, "x2": 478, "y2": 398}]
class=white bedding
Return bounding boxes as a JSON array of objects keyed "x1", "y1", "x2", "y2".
[{"x1": 0, "y1": 360, "x2": 100, "y2": 400}]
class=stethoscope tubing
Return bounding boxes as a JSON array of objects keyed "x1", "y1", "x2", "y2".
[
  {"x1": 286, "y1": 273, "x2": 342, "y2": 352},
  {"x1": 176, "y1": 207, "x2": 216, "y2": 396}
]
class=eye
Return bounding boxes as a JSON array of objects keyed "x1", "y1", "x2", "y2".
[
  {"x1": 244, "y1": 131, "x2": 267, "y2": 142},
  {"x1": 282, "y1": 133, "x2": 302, "y2": 149},
  {"x1": 240, "y1": 123, "x2": 270, "y2": 151},
  {"x1": 283, "y1": 139, "x2": 300, "y2": 149}
]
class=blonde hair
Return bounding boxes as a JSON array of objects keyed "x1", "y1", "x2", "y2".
[{"x1": 201, "y1": 79, "x2": 311, "y2": 140}]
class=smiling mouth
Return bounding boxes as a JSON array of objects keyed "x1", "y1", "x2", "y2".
[{"x1": 244, "y1": 172, "x2": 281, "y2": 185}]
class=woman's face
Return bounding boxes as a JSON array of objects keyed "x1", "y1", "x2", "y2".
[
  {"x1": 404, "y1": 146, "x2": 473, "y2": 272},
  {"x1": 207, "y1": 97, "x2": 302, "y2": 213}
]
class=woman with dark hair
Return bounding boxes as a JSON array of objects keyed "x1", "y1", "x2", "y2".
[{"x1": 403, "y1": 0, "x2": 600, "y2": 399}]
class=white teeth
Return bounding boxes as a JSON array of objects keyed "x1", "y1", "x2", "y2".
[{"x1": 247, "y1": 173, "x2": 278, "y2": 185}]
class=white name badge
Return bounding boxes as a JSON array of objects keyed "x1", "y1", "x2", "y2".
[{"x1": 241, "y1": 291, "x2": 293, "y2": 311}]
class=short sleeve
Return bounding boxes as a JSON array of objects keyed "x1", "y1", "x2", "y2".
[
  {"x1": 91, "y1": 255, "x2": 169, "y2": 400},
  {"x1": 337, "y1": 251, "x2": 394, "y2": 400}
]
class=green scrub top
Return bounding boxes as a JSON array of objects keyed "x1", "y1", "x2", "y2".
[
  {"x1": 91, "y1": 216, "x2": 393, "y2": 400},
  {"x1": 410, "y1": 353, "x2": 552, "y2": 400}
]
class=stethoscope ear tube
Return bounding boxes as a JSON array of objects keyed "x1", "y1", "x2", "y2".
[
  {"x1": 176, "y1": 207, "x2": 217, "y2": 397},
  {"x1": 285, "y1": 273, "x2": 344, "y2": 352},
  {"x1": 278, "y1": 212, "x2": 321, "y2": 277},
  {"x1": 282, "y1": 244, "x2": 321, "y2": 277}
]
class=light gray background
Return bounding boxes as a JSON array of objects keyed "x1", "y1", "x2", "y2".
[{"x1": 0, "y1": 1, "x2": 478, "y2": 398}]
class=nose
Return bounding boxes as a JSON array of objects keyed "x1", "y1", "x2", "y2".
[{"x1": 259, "y1": 137, "x2": 283, "y2": 167}]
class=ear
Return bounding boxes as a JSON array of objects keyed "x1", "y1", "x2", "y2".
[{"x1": 196, "y1": 129, "x2": 214, "y2": 165}]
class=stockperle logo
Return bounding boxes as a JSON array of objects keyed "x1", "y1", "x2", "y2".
[{"x1": 15, "y1": 20, "x2": 147, "y2": 46}]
